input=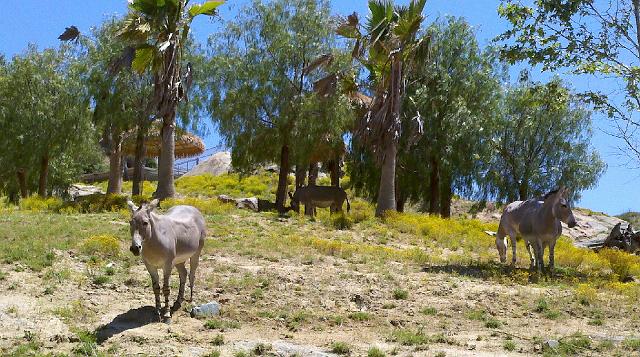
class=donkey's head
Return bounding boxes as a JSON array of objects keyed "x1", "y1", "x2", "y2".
[
  {"x1": 127, "y1": 199, "x2": 159, "y2": 256},
  {"x1": 288, "y1": 191, "x2": 300, "y2": 213},
  {"x1": 547, "y1": 187, "x2": 577, "y2": 228},
  {"x1": 495, "y1": 236, "x2": 508, "y2": 264}
]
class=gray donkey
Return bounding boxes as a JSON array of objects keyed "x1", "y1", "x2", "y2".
[
  {"x1": 127, "y1": 199, "x2": 206, "y2": 320},
  {"x1": 495, "y1": 187, "x2": 577, "y2": 275},
  {"x1": 288, "y1": 185, "x2": 350, "y2": 217}
]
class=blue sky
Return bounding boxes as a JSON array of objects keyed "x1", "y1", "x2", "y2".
[{"x1": 1, "y1": 0, "x2": 637, "y2": 215}]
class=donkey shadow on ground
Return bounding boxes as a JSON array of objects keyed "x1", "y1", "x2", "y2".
[
  {"x1": 422, "y1": 262, "x2": 586, "y2": 284},
  {"x1": 96, "y1": 306, "x2": 158, "y2": 344}
]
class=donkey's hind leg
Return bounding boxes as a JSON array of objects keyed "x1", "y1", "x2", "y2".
[
  {"x1": 188, "y1": 248, "x2": 202, "y2": 302},
  {"x1": 525, "y1": 241, "x2": 535, "y2": 270},
  {"x1": 173, "y1": 263, "x2": 188, "y2": 311}
]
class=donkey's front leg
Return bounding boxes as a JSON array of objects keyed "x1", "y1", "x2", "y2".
[
  {"x1": 144, "y1": 261, "x2": 162, "y2": 319},
  {"x1": 161, "y1": 262, "x2": 173, "y2": 319},
  {"x1": 548, "y1": 240, "x2": 556, "y2": 278}
]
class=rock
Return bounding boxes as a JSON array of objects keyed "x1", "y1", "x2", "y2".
[
  {"x1": 544, "y1": 339, "x2": 560, "y2": 350},
  {"x1": 217, "y1": 194, "x2": 236, "y2": 204},
  {"x1": 184, "y1": 151, "x2": 232, "y2": 177},
  {"x1": 190, "y1": 301, "x2": 221, "y2": 318},
  {"x1": 235, "y1": 197, "x2": 259, "y2": 212},
  {"x1": 68, "y1": 184, "x2": 104, "y2": 201}
]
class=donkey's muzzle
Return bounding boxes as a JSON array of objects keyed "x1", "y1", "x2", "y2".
[
  {"x1": 568, "y1": 221, "x2": 577, "y2": 228},
  {"x1": 130, "y1": 245, "x2": 141, "y2": 256}
]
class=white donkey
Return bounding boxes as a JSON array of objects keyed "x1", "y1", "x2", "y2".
[
  {"x1": 495, "y1": 187, "x2": 577, "y2": 275},
  {"x1": 127, "y1": 199, "x2": 206, "y2": 320}
]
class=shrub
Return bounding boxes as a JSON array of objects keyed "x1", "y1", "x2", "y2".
[
  {"x1": 175, "y1": 173, "x2": 285, "y2": 200},
  {"x1": 163, "y1": 197, "x2": 233, "y2": 215},
  {"x1": 81, "y1": 235, "x2": 120, "y2": 258},
  {"x1": 331, "y1": 213, "x2": 353, "y2": 230},
  {"x1": 575, "y1": 284, "x2": 597, "y2": 305},
  {"x1": 349, "y1": 199, "x2": 375, "y2": 223},
  {"x1": 598, "y1": 248, "x2": 640, "y2": 281},
  {"x1": 19, "y1": 196, "x2": 63, "y2": 212}
]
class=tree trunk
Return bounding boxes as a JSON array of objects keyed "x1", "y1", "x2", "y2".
[
  {"x1": 633, "y1": 0, "x2": 640, "y2": 58},
  {"x1": 440, "y1": 177, "x2": 452, "y2": 218},
  {"x1": 107, "y1": 132, "x2": 123, "y2": 195},
  {"x1": 275, "y1": 144, "x2": 290, "y2": 215},
  {"x1": 375, "y1": 142, "x2": 397, "y2": 217},
  {"x1": 429, "y1": 155, "x2": 440, "y2": 214},
  {"x1": 329, "y1": 158, "x2": 340, "y2": 187},
  {"x1": 295, "y1": 164, "x2": 306, "y2": 188},
  {"x1": 308, "y1": 162, "x2": 318, "y2": 186},
  {"x1": 132, "y1": 124, "x2": 147, "y2": 196},
  {"x1": 154, "y1": 113, "x2": 176, "y2": 200},
  {"x1": 396, "y1": 185, "x2": 407, "y2": 213},
  {"x1": 518, "y1": 181, "x2": 529, "y2": 201},
  {"x1": 38, "y1": 153, "x2": 49, "y2": 197},
  {"x1": 16, "y1": 169, "x2": 28, "y2": 198}
]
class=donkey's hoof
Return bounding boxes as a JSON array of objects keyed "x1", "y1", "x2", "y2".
[{"x1": 171, "y1": 301, "x2": 182, "y2": 312}]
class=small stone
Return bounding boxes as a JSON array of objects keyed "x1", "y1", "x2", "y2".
[
  {"x1": 544, "y1": 340, "x2": 560, "y2": 350},
  {"x1": 190, "y1": 301, "x2": 221, "y2": 318}
]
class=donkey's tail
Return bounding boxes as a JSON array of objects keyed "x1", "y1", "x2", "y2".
[{"x1": 346, "y1": 196, "x2": 351, "y2": 212}]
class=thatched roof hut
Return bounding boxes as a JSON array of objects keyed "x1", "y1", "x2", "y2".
[{"x1": 123, "y1": 126, "x2": 205, "y2": 159}]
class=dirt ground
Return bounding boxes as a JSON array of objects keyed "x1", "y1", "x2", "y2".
[{"x1": 1, "y1": 211, "x2": 640, "y2": 356}]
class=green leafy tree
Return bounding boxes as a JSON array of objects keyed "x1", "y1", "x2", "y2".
[
  {"x1": 116, "y1": 0, "x2": 224, "y2": 199},
  {"x1": 338, "y1": 0, "x2": 428, "y2": 217},
  {"x1": 483, "y1": 74, "x2": 606, "y2": 202},
  {"x1": 497, "y1": 0, "x2": 640, "y2": 166},
  {"x1": 0, "y1": 45, "x2": 100, "y2": 199},
  {"x1": 403, "y1": 17, "x2": 502, "y2": 217},
  {"x1": 207, "y1": 0, "x2": 340, "y2": 213}
]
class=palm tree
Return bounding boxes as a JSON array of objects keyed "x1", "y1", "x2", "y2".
[
  {"x1": 338, "y1": 0, "x2": 427, "y2": 216},
  {"x1": 117, "y1": 0, "x2": 224, "y2": 199}
]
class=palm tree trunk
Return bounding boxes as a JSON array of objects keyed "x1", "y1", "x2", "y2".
[
  {"x1": 107, "y1": 131, "x2": 123, "y2": 195},
  {"x1": 16, "y1": 169, "x2": 28, "y2": 198},
  {"x1": 132, "y1": 123, "x2": 147, "y2": 196},
  {"x1": 375, "y1": 142, "x2": 397, "y2": 217},
  {"x1": 275, "y1": 144, "x2": 290, "y2": 214},
  {"x1": 155, "y1": 113, "x2": 176, "y2": 200},
  {"x1": 38, "y1": 153, "x2": 49, "y2": 197}
]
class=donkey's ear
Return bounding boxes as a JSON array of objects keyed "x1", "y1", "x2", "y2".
[
  {"x1": 147, "y1": 199, "x2": 160, "y2": 212},
  {"x1": 127, "y1": 200, "x2": 138, "y2": 214}
]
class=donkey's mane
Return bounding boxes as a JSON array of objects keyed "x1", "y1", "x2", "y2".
[{"x1": 542, "y1": 188, "x2": 560, "y2": 200}]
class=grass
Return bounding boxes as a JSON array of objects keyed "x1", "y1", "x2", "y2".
[
  {"x1": 503, "y1": 340, "x2": 516, "y2": 351},
  {"x1": 330, "y1": 342, "x2": 351, "y2": 355},
  {"x1": 392, "y1": 288, "x2": 408, "y2": 300},
  {"x1": 204, "y1": 318, "x2": 240, "y2": 331},
  {"x1": 348, "y1": 311, "x2": 373, "y2": 321},
  {"x1": 367, "y1": 347, "x2": 386, "y2": 357},
  {"x1": 420, "y1": 307, "x2": 437, "y2": 315}
]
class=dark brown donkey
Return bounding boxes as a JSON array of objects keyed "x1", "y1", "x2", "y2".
[{"x1": 288, "y1": 185, "x2": 350, "y2": 217}]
